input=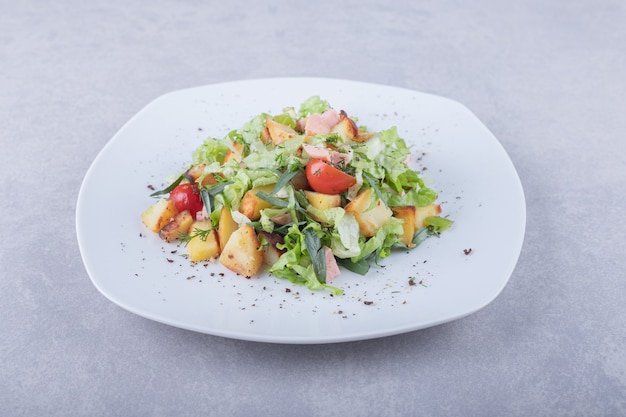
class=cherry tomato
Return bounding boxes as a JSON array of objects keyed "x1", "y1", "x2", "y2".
[
  {"x1": 170, "y1": 183, "x2": 203, "y2": 218},
  {"x1": 305, "y1": 158, "x2": 356, "y2": 194}
]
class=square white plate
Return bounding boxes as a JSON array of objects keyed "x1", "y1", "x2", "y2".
[{"x1": 76, "y1": 78, "x2": 525, "y2": 344}]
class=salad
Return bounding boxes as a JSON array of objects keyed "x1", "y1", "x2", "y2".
[{"x1": 141, "y1": 96, "x2": 452, "y2": 295}]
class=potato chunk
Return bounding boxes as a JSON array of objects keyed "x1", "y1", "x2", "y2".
[
  {"x1": 219, "y1": 225, "x2": 264, "y2": 277},
  {"x1": 186, "y1": 220, "x2": 220, "y2": 262},
  {"x1": 159, "y1": 210, "x2": 194, "y2": 243},
  {"x1": 392, "y1": 206, "x2": 417, "y2": 247},
  {"x1": 217, "y1": 206, "x2": 238, "y2": 251},
  {"x1": 223, "y1": 142, "x2": 244, "y2": 164},
  {"x1": 415, "y1": 204, "x2": 442, "y2": 229},
  {"x1": 266, "y1": 118, "x2": 298, "y2": 145},
  {"x1": 330, "y1": 110, "x2": 358, "y2": 141},
  {"x1": 141, "y1": 198, "x2": 178, "y2": 233},
  {"x1": 303, "y1": 190, "x2": 341, "y2": 223},
  {"x1": 238, "y1": 184, "x2": 275, "y2": 220},
  {"x1": 304, "y1": 190, "x2": 341, "y2": 210},
  {"x1": 345, "y1": 188, "x2": 392, "y2": 237},
  {"x1": 185, "y1": 164, "x2": 218, "y2": 186}
]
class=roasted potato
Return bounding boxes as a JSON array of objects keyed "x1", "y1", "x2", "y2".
[
  {"x1": 414, "y1": 204, "x2": 442, "y2": 229},
  {"x1": 304, "y1": 190, "x2": 340, "y2": 209},
  {"x1": 303, "y1": 190, "x2": 342, "y2": 223},
  {"x1": 238, "y1": 184, "x2": 275, "y2": 220},
  {"x1": 141, "y1": 198, "x2": 178, "y2": 233},
  {"x1": 186, "y1": 220, "x2": 220, "y2": 262},
  {"x1": 260, "y1": 126, "x2": 272, "y2": 144},
  {"x1": 331, "y1": 110, "x2": 358, "y2": 141},
  {"x1": 345, "y1": 188, "x2": 392, "y2": 237},
  {"x1": 219, "y1": 225, "x2": 264, "y2": 277},
  {"x1": 223, "y1": 142, "x2": 244, "y2": 164},
  {"x1": 159, "y1": 210, "x2": 194, "y2": 242},
  {"x1": 185, "y1": 164, "x2": 218, "y2": 186},
  {"x1": 266, "y1": 118, "x2": 298, "y2": 145},
  {"x1": 392, "y1": 206, "x2": 417, "y2": 247},
  {"x1": 217, "y1": 205, "x2": 239, "y2": 250}
]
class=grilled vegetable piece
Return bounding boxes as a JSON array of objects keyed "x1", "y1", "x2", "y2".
[
  {"x1": 355, "y1": 130, "x2": 376, "y2": 142},
  {"x1": 186, "y1": 220, "x2": 220, "y2": 262},
  {"x1": 141, "y1": 198, "x2": 178, "y2": 233},
  {"x1": 217, "y1": 206, "x2": 239, "y2": 250},
  {"x1": 266, "y1": 118, "x2": 299, "y2": 145},
  {"x1": 345, "y1": 188, "x2": 393, "y2": 237},
  {"x1": 238, "y1": 184, "x2": 275, "y2": 220},
  {"x1": 330, "y1": 110, "x2": 358, "y2": 141},
  {"x1": 159, "y1": 210, "x2": 194, "y2": 242},
  {"x1": 219, "y1": 225, "x2": 264, "y2": 277},
  {"x1": 223, "y1": 142, "x2": 244, "y2": 164},
  {"x1": 303, "y1": 190, "x2": 342, "y2": 223},
  {"x1": 304, "y1": 190, "x2": 342, "y2": 211},
  {"x1": 260, "y1": 127, "x2": 272, "y2": 144},
  {"x1": 185, "y1": 164, "x2": 218, "y2": 186},
  {"x1": 415, "y1": 203, "x2": 442, "y2": 229},
  {"x1": 392, "y1": 206, "x2": 417, "y2": 247}
]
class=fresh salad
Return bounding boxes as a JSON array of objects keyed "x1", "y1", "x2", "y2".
[{"x1": 141, "y1": 96, "x2": 452, "y2": 295}]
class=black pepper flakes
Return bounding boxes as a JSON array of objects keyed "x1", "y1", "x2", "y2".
[
  {"x1": 464, "y1": 248, "x2": 473, "y2": 255},
  {"x1": 364, "y1": 301, "x2": 374, "y2": 305}
]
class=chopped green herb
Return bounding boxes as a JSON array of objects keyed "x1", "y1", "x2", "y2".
[{"x1": 150, "y1": 174, "x2": 184, "y2": 197}]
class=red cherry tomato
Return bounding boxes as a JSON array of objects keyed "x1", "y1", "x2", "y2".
[
  {"x1": 305, "y1": 159, "x2": 356, "y2": 194},
  {"x1": 170, "y1": 183, "x2": 203, "y2": 218}
]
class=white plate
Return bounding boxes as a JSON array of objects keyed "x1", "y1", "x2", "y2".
[{"x1": 76, "y1": 78, "x2": 525, "y2": 344}]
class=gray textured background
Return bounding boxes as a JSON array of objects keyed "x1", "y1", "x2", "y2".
[{"x1": 1, "y1": 1, "x2": 625, "y2": 416}]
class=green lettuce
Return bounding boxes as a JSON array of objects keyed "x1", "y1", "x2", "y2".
[
  {"x1": 192, "y1": 137, "x2": 229, "y2": 165},
  {"x1": 269, "y1": 224, "x2": 343, "y2": 295},
  {"x1": 298, "y1": 96, "x2": 331, "y2": 118}
]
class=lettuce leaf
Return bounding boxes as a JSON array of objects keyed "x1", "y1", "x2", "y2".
[
  {"x1": 387, "y1": 186, "x2": 438, "y2": 207},
  {"x1": 192, "y1": 137, "x2": 229, "y2": 165},
  {"x1": 268, "y1": 224, "x2": 343, "y2": 295},
  {"x1": 298, "y1": 96, "x2": 331, "y2": 118}
]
